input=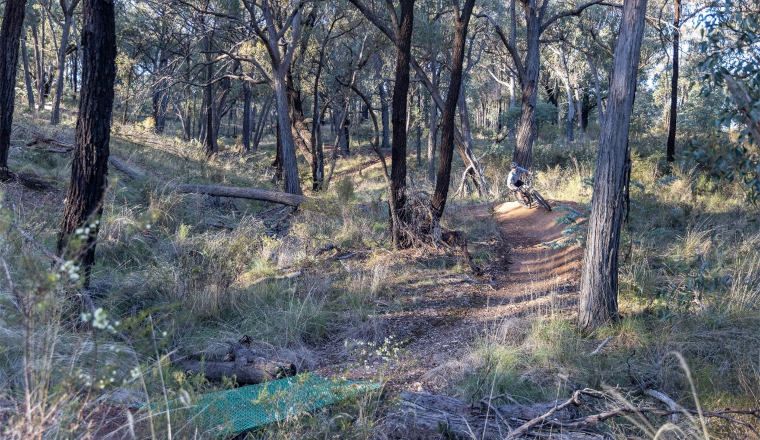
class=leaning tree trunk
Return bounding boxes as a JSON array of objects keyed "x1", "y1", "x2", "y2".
[
  {"x1": 579, "y1": 0, "x2": 648, "y2": 331},
  {"x1": 57, "y1": 0, "x2": 116, "y2": 289},
  {"x1": 665, "y1": 0, "x2": 680, "y2": 163},
  {"x1": 0, "y1": 0, "x2": 27, "y2": 180},
  {"x1": 50, "y1": 6, "x2": 76, "y2": 125},
  {"x1": 389, "y1": 0, "x2": 415, "y2": 248},
  {"x1": 430, "y1": 0, "x2": 475, "y2": 225}
]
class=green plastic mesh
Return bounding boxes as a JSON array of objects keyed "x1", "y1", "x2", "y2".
[{"x1": 185, "y1": 374, "x2": 380, "y2": 436}]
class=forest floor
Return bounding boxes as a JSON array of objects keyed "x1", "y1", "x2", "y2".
[{"x1": 317, "y1": 200, "x2": 587, "y2": 394}]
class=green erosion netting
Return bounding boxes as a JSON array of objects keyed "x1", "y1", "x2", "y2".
[{"x1": 181, "y1": 374, "x2": 380, "y2": 437}]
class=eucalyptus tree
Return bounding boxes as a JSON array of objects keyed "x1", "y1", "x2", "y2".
[
  {"x1": 240, "y1": 0, "x2": 309, "y2": 195},
  {"x1": 0, "y1": 0, "x2": 28, "y2": 181},
  {"x1": 579, "y1": 0, "x2": 648, "y2": 330},
  {"x1": 480, "y1": 0, "x2": 619, "y2": 168},
  {"x1": 58, "y1": 0, "x2": 117, "y2": 289}
]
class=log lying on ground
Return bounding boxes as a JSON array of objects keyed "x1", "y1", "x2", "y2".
[
  {"x1": 173, "y1": 336, "x2": 297, "y2": 385},
  {"x1": 385, "y1": 391, "x2": 600, "y2": 440},
  {"x1": 21, "y1": 132, "x2": 308, "y2": 206},
  {"x1": 173, "y1": 184, "x2": 306, "y2": 206},
  {"x1": 108, "y1": 156, "x2": 147, "y2": 180}
]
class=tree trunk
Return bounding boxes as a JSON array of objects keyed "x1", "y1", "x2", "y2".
[
  {"x1": 579, "y1": 0, "x2": 648, "y2": 331},
  {"x1": 51, "y1": 7, "x2": 75, "y2": 125},
  {"x1": 415, "y1": 85, "x2": 422, "y2": 166},
  {"x1": 242, "y1": 82, "x2": 252, "y2": 152},
  {"x1": 202, "y1": 31, "x2": 217, "y2": 156},
  {"x1": 430, "y1": 0, "x2": 475, "y2": 224},
  {"x1": 427, "y1": 75, "x2": 438, "y2": 183},
  {"x1": 151, "y1": 66, "x2": 170, "y2": 133},
  {"x1": 665, "y1": 0, "x2": 680, "y2": 163},
  {"x1": 560, "y1": 47, "x2": 575, "y2": 143},
  {"x1": 379, "y1": 79, "x2": 391, "y2": 150},
  {"x1": 32, "y1": 20, "x2": 46, "y2": 112},
  {"x1": 389, "y1": 0, "x2": 415, "y2": 248},
  {"x1": 513, "y1": 2, "x2": 540, "y2": 169},
  {"x1": 0, "y1": 0, "x2": 27, "y2": 180},
  {"x1": 273, "y1": 71, "x2": 301, "y2": 194},
  {"x1": 21, "y1": 37, "x2": 36, "y2": 112},
  {"x1": 57, "y1": 0, "x2": 116, "y2": 289}
]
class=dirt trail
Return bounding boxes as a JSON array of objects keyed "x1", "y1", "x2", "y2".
[{"x1": 336, "y1": 201, "x2": 587, "y2": 391}]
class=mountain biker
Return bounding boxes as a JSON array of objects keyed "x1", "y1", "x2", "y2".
[{"x1": 507, "y1": 162, "x2": 530, "y2": 193}]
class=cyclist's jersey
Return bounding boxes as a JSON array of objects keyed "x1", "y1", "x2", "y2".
[{"x1": 507, "y1": 166, "x2": 529, "y2": 189}]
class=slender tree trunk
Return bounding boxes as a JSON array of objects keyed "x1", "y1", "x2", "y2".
[
  {"x1": 430, "y1": 0, "x2": 475, "y2": 224},
  {"x1": 378, "y1": 79, "x2": 391, "y2": 150},
  {"x1": 427, "y1": 69, "x2": 438, "y2": 183},
  {"x1": 57, "y1": 0, "x2": 116, "y2": 289},
  {"x1": 51, "y1": 7, "x2": 75, "y2": 125},
  {"x1": 458, "y1": 87, "x2": 475, "y2": 168},
  {"x1": 203, "y1": 33, "x2": 217, "y2": 156},
  {"x1": 253, "y1": 96, "x2": 271, "y2": 151},
  {"x1": 21, "y1": 37, "x2": 36, "y2": 111},
  {"x1": 32, "y1": 20, "x2": 46, "y2": 112},
  {"x1": 122, "y1": 66, "x2": 133, "y2": 124},
  {"x1": 560, "y1": 47, "x2": 575, "y2": 143},
  {"x1": 152, "y1": 65, "x2": 170, "y2": 133},
  {"x1": 579, "y1": 0, "x2": 648, "y2": 331},
  {"x1": 665, "y1": 0, "x2": 680, "y2": 163},
  {"x1": 587, "y1": 53, "x2": 604, "y2": 121},
  {"x1": 0, "y1": 0, "x2": 27, "y2": 180},
  {"x1": 575, "y1": 87, "x2": 584, "y2": 139},
  {"x1": 242, "y1": 82, "x2": 252, "y2": 152},
  {"x1": 389, "y1": 0, "x2": 415, "y2": 248}
]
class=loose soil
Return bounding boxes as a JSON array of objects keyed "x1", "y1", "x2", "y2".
[{"x1": 318, "y1": 200, "x2": 587, "y2": 393}]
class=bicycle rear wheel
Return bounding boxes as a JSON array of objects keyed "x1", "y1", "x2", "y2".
[{"x1": 531, "y1": 190, "x2": 552, "y2": 211}]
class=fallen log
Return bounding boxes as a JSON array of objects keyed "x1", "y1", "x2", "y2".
[
  {"x1": 108, "y1": 156, "x2": 147, "y2": 180},
  {"x1": 173, "y1": 184, "x2": 306, "y2": 207},
  {"x1": 174, "y1": 358, "x2": 296, "y2": 385},
  {"x1": 174, "y1": 337, "x2": 297, "y2": 385},
  {"x1": 18, "y1": 133, "x2": 308, "y2": 206},
  {"x1": 386, "y1": 391, "x2": 599, "y2": 440}
]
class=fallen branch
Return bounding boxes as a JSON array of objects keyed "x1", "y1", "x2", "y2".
[
  {"x1": 589, "y1": 336, "x2": 613, "y2": 356},
  {"x1": 644, "y1": 388, "x2": 680, "y2": 423},
  {"x1": 506, "y1": 388, "x2": 606, "y2": 439}
]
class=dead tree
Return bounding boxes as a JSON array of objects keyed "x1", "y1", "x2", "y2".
[
  {"x1": 579, "y1": 0, "x2": 648, "y2": 330},
  {"x1": 57, "y1": 0, "x2": 117, "y2": 289},
  {"x1": 0, "y1": 0, "x2": 28, "y2": 181}
]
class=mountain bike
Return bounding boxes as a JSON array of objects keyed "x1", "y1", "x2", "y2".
[{"x1": 512, "y1": 175, "x2": 552, "y2": 212}]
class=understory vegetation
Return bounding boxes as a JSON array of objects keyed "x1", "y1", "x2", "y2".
[
  {"x1": 1, "y1": 0, "x2": 760, "y2": 438},
  {"x1": 2, "y1": 106, "x2": 759, "y2": 438}
]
